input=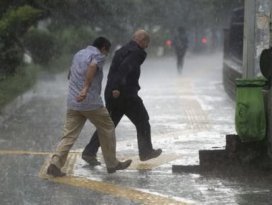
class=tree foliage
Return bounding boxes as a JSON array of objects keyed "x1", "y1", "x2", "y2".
[
  {"x1": 0, "y1": 0, "x2": 244, "y2": 75},
  {"x1": 38, "y1": 0, "x2": 244, "y2": 42},
  {"x1": 23, "y1": 29, "x2": 60, "y2": 65},
  {"x1": 0, "y1": 4, "x2": 43, "y2": 75}
]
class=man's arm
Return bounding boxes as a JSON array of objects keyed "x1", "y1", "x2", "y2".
[{"x1": 76, "y1": 63, "x2": 97, "y2": 102}]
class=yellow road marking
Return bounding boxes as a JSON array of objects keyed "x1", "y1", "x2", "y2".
[
  {"x1": 41, "y1": 175, "x2": 190, "y2": 205},
  {"x1": 64, "y1": 152, "x2": 77, "y2": 175},
  {"x1": 39, "y1": 152, "x2": 192, "y2": 205},
  {"x1": 0, "y1": 150, "x2": 80, "y2": 156},
  {"x1": 0, "y1": 150, "x2": 50, "y2": 155},
  {"x1": 1, "y1": 150, "x2": 191, "y2": 204}
]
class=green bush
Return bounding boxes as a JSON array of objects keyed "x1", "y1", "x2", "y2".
[
  {"x1": 0, "y1": 5, "x2": 43, "y2": 75},
  {"x1": 0, "y1": 42, "x2": 24, "y2": 76},
  {"x1": 0, "y1": 64, "x2": 38, "y2": 109},
  {"x1": 0, "y1": 5, "x2": 42, "y2": 38},
  {"x1": 23, "y1": 29, "x2": 60, "y2": 65}
]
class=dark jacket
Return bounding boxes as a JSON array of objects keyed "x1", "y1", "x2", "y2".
[{"x1": 105, "y1": 41, "x2": 146, "y2": 99}]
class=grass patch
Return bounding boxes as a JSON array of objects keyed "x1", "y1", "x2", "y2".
[
  {"x1": 0, "y1": 53, "x2": 71, "y2": 110},
  {"x1": 0, "y1": 64, "x2": 39, "y2": 109}
]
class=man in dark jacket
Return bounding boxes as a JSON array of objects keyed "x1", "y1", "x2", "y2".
[{"x1": 82, "y1": 30, "x2": 162, "y2": 165}]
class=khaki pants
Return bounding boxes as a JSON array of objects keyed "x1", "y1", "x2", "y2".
[{"x1": 50, "y1": 107, "x2": 119, "y2": 169}]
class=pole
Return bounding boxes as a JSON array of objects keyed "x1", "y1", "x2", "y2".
[
  {"x1": 243, "y1": 0, "x2": 270, "y2": 78},
  {"x1": 243, "y1": 0, "x2": 256, "y2": 78}
]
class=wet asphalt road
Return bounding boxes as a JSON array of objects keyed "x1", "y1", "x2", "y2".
[{"x1": 1, "y1": 52, "x2": 272, "y2": 205}]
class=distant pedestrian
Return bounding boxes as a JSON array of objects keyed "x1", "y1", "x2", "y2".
[
  {"x1": 47, "y1": 37, "x2": 132, "y2": 177},
  {"x1": 173, "y1": 26, "x2": 188, "y2": 72},
  {"x1": 82, "y1": 30, "x2": 162, "y2": 166}
]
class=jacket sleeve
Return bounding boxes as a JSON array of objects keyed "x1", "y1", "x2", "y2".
[{"x1": 111, "y1": 50, "x2": 146, "y2": 90}]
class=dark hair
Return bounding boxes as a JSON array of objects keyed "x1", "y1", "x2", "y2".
[{"x1": 92, "y1": 36, "x2": 111, "y2": 51}]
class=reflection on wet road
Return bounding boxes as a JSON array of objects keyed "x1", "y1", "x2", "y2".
[{"x1": 1, "y1": 53, "x2": 272, "y2": 205}]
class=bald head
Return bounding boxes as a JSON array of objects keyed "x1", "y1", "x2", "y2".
[{"x1": 132, "y1": 29, "x2": 150, "y2": 49}]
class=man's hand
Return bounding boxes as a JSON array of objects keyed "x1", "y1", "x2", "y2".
[
  {"x1": 112, "y1": 90, "x2": 120, "y2": 98},
  {"x1": 76, "y1": 88, "x2": 88, "y2": 102}
]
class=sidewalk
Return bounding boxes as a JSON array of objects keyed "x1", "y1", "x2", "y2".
[{"x1": 2, "y1": 53, "x2": 272, "y2": 205}]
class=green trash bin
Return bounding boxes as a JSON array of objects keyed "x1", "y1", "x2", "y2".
[{"x1": 235, "y1": 78, "x2": 267, "y2": 142}]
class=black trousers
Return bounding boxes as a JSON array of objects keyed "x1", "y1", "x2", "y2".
[{"x1": 82, "y1": 95, "x2": 153, "y2": 157}]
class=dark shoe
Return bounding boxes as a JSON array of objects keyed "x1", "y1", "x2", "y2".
[
  {"x1": 107, "y1": 159, "x2": 132, "y2": 174},
  {"x1": 140, "y1": 149, "x2": 162, "y2": 161},
  {"x1": 82, "y1": 155, "x2": 101, "y2": 166},
  {"x1": 47, "y1": 164, "x2": 66, "y2": 177}
]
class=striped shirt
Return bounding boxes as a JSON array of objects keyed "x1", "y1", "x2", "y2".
[{"x1": 67, "y1": 46, "x2": 106, "y2": 110}]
